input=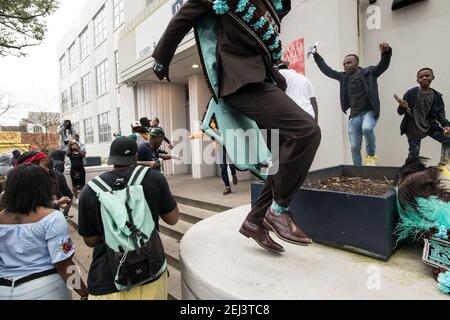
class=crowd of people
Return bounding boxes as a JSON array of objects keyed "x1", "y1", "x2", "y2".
[
  {"x1": 0, "y1": 102, "x2": 244, "y2": 300},
  {"x1": 0, "y1": 112, "x2": 182, "y2": 300}
]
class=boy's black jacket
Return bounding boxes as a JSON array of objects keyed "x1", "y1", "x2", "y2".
[{"x1": 397, "y1": 87, "x2": 449, "y2": 135}]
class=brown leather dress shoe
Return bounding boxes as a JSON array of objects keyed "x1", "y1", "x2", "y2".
[
  {"x1": 223, "y1": 187, "x2": 232, "y2": 196},
  {"x1": 263, "y1": 208, "x2": 313, "y2": 246},
  {"x1": 240, "y1": 219, "x2": 285, "y2": 253}
]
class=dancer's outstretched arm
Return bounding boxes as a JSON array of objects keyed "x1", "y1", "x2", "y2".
[
  {"x1": 313, "y1": 52, "x2": 343, "y2": 81},
  {"x1": 152, "y1": 0, "x2": 211, "y2": 75},
  {"x1": 372, "y1": 42, "x2": 392, "y2": 78}
]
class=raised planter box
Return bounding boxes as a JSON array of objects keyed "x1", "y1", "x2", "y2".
[
  {"x1": 85, "y1": 156, "x2": 102, "y2": 167},
  {"x1": 251, "y1": 166, "x2": 400, "y2": 261}
]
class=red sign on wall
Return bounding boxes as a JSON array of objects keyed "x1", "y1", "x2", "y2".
[{"x1": 282, "y1": 38, "x2": 305, "y2": 75}]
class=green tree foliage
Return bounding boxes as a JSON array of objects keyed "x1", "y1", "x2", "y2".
[{"x1": 0, "y1": 0, "x2": 59, "y2": 57}]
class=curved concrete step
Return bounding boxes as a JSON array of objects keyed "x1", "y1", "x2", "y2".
[
  {"x1": 159, "y1": 219, "x2": 192, "y2": 241},
  {"x1": 174, "y1": 195, "x2": 232, "y2": 213},
  {"x1": 168, "y1": 266, "x2": 182, "y2": 300},
  {"x1": 178, "y1": 203, "x2": 217, "y2": 224},
  {"x1": 160, "y1": 233, "x2": 180, "y2": 270}
]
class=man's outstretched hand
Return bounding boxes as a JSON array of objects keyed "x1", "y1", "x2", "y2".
[
  {"x1": 379, "y1": 42, "x2": 391, "y2": 53},
  {"x1": 153, "y1": 61, "x2": 171, "y2": 82}
]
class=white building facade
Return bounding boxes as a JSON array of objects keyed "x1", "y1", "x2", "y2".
[
  {"x1": 58, "y1": 0, "x2": 125, "y2": 159},
  {"x1": 60, "y1": 0, "x2": 450, "y2": 176}
]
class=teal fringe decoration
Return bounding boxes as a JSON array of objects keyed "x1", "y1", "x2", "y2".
[
  {"x1": 253, "y1": 17, "x2": 267, "y2": 30},
  {"x1": 437, "y1": 225, "x2": 449, "y2": 240},
  {"x1": 262, "y1": 26, "x2": 274, "y2": 41},
  {"x1": 269, "y1": 37, "x2": 280, "y2": 51},
  {"x1": 438, "y1": 271, "x2": 450, "y2": 295},
  {"x1": 272, "y1": 51, "x2": 282, "y2": 60},
  {"x1": 213, "y1": 0, "x2": 230, "y2": 15},
  {"x1": 210, "y1": 0, "x2": 283, "y2": 63},
  {"x1": 394, "y1": 191, "x2": 450, "y2": 242},
  {"x1": 243, "y1": 5, "x2": 256, "y2": 22},
  {"x1": 236, "y1": 0, "x2": 249, "y2": 12}
]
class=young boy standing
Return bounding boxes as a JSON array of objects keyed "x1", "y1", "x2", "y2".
[{"x1": 397, "y1": 68, "x2": 450, "y2": 177}]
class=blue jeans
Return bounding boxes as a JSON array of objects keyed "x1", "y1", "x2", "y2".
[
  {"x1": 348, "y1": 111, "x2": 378, "y2": 165},
  {"x1": 408, "y1": 128, "x2": 450, "y2": 164}
]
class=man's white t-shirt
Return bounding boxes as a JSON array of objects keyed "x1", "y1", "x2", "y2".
[{"x1": 279, "y1": 69, "x2": 316, "y2": 119}]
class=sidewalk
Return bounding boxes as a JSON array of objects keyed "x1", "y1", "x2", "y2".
[{"x1": 166, "y1": 174, "x2": 254, "y2": 209}]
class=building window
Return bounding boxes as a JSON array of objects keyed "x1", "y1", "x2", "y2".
[
  {"x1": 81, "y1": 73, "x2": 91, "y2": 103},
  {"x1": 61, "y1": 90, "x2": 68, "y2": 113},
  {"x1": 73, "y1": 121, "x2": 80, "y2": 135},
  {"x1": 68, "y1": 42, "x2": 76, "y2": 71},
  {"x1": 84, "y1": 118, "x2": 94, "y2": 144},
  {"x1": 98, "y1": 112, "x2": 111, "y2": 143},
  {"x1": 70, "y1": 82, "x2": 79, "y2": 108},
  {"x1": 95, "y1": 59, "x2": 108, "y2": 95},
  {"x1": 33, "y1": 126, "x2": 43, "y2": 133},
  {"x1": 114, "y1": 51, "x2": 120, "y2": 84},
  {"x1": 113, "y1": 0, "x2": 124, "y2": 29},
  {"x1": 59, "y1": 54, "x2": 67, "y2": 79},
  {"x1": 93, "y1": 6, "x2": 106, "y2": 47},
  {"x1": 79, "y1": 27, "x2": 89, "y2": 60}
]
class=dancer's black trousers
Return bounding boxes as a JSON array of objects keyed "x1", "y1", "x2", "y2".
[{"x1": 224, "y1": 82, "x2": 322, "y2": 225}]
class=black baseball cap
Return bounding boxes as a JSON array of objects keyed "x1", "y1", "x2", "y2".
[{"x1": 108, "y1": 137, "x2": 138, "y2": 166}]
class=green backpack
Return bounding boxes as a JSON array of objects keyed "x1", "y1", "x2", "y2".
[{"x1": 88, "y1": 166, "x2": 167, "y2": 292}]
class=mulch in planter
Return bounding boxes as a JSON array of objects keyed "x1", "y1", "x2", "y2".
[{"x1": 304, "y1": 176, "x2": 394, "y2": 196}]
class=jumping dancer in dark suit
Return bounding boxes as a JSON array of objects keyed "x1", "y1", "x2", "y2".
[{"x1": 153, "y1": 0, "x2": 321, "y2": 253}]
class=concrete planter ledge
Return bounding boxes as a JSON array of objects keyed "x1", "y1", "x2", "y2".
[{"x1": 180, "y1": 205, "x2": 449, "y2": 300}]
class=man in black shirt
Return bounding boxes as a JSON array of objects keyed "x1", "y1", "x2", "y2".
[
  {"x1": 151, "y1": 118, "x2": 174, "y2": 150},
  {"x1": 138, "y1": 127, "x2": 177, "y2": 172},
  {"x1": 397, "y1": 68, "x2": 450, "y2": 177},
  {"x1": 314, "y1": 43, "x2": 392, "y2": 166},
  {"x1": 78, "y1": 137, "x2": 179, "y2": 299}
]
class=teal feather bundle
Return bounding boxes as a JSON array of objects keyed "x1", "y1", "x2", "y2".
[{"x1": 395, "y1": 193, "x2": 450, "y2": 242}]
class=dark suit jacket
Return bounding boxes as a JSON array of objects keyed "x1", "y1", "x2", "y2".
[
  {"x1": 398, "y1": 87, "x2": 449, "y2": 136},
  {"x1": 152, "y1": 0, "x2": 291, "y2": 98},
  {"x1": 313, "y1": 49, "x2": 392, "y2": 117}
]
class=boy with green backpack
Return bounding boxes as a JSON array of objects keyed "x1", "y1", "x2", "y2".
[{"x1": 78, "y1": 137, "x2": 179, "y2": 300}]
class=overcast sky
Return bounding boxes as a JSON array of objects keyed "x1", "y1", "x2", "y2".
[{"x1": 0, "y1": 0, "x2": 87, "y2": 125}]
